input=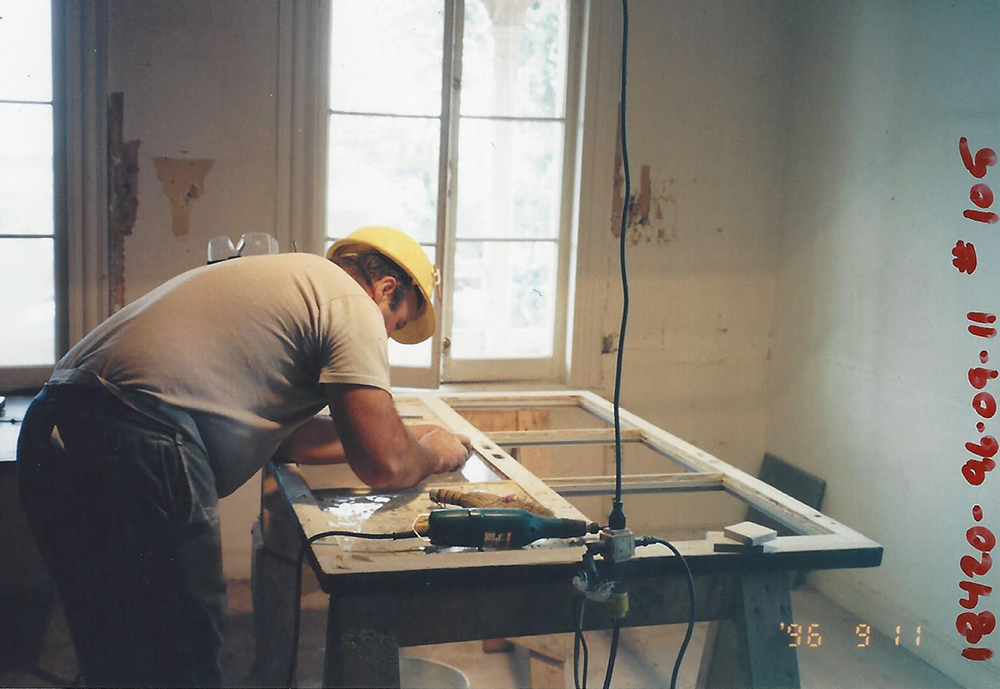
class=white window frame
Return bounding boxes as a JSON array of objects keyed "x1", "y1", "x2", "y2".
[
  {"x1": 280, "y1": 0, "x2": 585, "y2": 389},
  {"x1": 0, "y1": 0, "x2": 107, "y2": 392}
]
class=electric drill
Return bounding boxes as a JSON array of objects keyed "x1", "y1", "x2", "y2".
[{"x1": 427, "y1": 508, "x2": 601, "y2": 549}]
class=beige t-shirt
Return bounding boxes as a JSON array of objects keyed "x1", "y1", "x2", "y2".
[{"x1": 52, "y1": 253, "x2": 391, "y2": 497}]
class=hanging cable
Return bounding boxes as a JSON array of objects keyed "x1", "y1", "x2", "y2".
[
  {"x1": 286, "y1": 529, "x2": 417, "y2": 688},
  {"x1": 637, "y1": 536, "x2": 697, "y2": 689},
  {"x1": 573, "y1": 596, "x2": 590, "y2": 689},
  {"x1": 599, "y1": 2, "x2": 631, "y2": 686},
  {"x1": 601, "y1": 620, "x2": 621, "y2": 689},
  {"x1": 608, "y1": 0, "x2": 631, "y2": 533}
]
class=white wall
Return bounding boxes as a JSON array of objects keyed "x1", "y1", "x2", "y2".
[
  {"x1": 767, "y1": 2, "x2": 1000, "y2": 686},
  {"x1": 106, "y1": 0, "x2": 283, "y2": 579}
]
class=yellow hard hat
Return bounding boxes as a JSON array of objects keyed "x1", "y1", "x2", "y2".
[{"x1": 327, "y1": 226, "x2": 439, "y2": 344}]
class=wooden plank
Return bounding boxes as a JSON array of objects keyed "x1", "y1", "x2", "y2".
[
  {"x1": 544, "y1": 472, "x2": 724, "y2": 496},
  {"x1": 741, "y1": 570, "x2": 800, "y2": 688},
  {"x1": 488, "y1": 428, "x2": 642, "y2": 446},
  {"x1": 438, "y1": 395, "x2": 581, "y2": 409},
  {"x1": 327, "y1": 569, "x2": 738, "y2": 648},
  {"x1": 745, "y1": 452, "x2": 827, "y2": 539},
  {"x1": 697, "y1": 570, "x2": 800, "y2": 689}
]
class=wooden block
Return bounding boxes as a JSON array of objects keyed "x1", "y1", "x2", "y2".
[
  {"x1": 707, "y1": 531, "x2": 764, "y2": 553},
  {"x1": 723, "y1": 521, "x2": 777, "y2": 546},
  {"x1": 481, "y1": 638, "x2": 515, "y2": 653}
]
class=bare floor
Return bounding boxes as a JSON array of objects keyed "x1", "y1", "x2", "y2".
[{"x1": 0, "y1": 576, "x2": 961, "y2": 689}]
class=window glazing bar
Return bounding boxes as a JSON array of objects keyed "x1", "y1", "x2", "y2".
[
  {"x1": 459, "y1": 114, "x2": 564, "y2": 124},
  {"x1": 328, "y1": 109, "x2": 439, "y2": 120},
  {"x1": 454, "y1": 237, "x2": 559, "y2": 243}
]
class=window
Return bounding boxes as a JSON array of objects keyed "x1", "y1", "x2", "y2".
[
  {"x1": 0, "y1": 0, "x2": 60, "y2": 390},
  {"x1": 323, "y1": 0, "x2": 581, "y2": 386}
]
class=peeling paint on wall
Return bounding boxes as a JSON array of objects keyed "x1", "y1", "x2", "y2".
[
  {"x1": 153, "y1": 157, "x2": 213, "y2": 237},
  {"x1": 610, "y1": 115, "x2": 678, "y2": 246},
  {"x1": 108, "y1": 92, "x2": 141, "y2": 314}
]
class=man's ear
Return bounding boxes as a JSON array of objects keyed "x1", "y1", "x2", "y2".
[{"x1": 376, "y1": 276, "x2": 398, "y2": 305}]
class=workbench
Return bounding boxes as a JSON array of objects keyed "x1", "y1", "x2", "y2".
[{"x1": 253, "y1": 391, "x2": 882, "y2": 689}]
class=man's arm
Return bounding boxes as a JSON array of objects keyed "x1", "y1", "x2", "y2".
[
  {"x1": 324, "y1": 384, "x2": 472, "y2": 490},
  {"x1": 274, "y1": 417, "x2": 449, "y2": 466},
  {"x1": 273, "y1": 415, "x2": 347, "y2": 465}
]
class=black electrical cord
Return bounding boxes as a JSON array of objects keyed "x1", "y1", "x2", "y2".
[
  {"x1": 637, "y1": 536, "x2": 697, "y2": 689},
  {"x1": 602, "y1": 620, "x2": 621, "y2": 689},
  {"x1": 286, "y1": 529, "x2": 417, "y2": 688},
  {"x1": 599, "y1": 3, "x2": 631, "y2": 687},
  {"x1": 573, "y1": 596, "x2": 590, "y2": 689},
  {"x1": 608, "y1": 0, "x2": 631, "y2": 533}
]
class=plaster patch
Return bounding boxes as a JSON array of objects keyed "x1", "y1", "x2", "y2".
[
  {"x1": 610, "y1": 137, "x2": 679, "y2": 245},
  {"x1": 153, "y1": 157, "x2": 214, "y2": 237}
]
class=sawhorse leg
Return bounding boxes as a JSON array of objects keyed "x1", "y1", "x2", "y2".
[
  {"x1": 696, "y1": 570, "x2": 800, "y2": 689},
  {"x1": 251, "y1": 463, "x2": 302, "y2": 685},
  {"x1": 323, "y1": 594, "x2": 401, "y2": 688}
]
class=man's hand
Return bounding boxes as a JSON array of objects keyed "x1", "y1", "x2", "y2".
[
  {"x1": 418, "y1": 427, "x2": 473, "y2": 474},
  {"x1": 325, "y1": 385, "x2": 473, "y2": 489}
]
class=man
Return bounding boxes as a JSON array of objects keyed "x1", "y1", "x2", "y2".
[{"x1": 16, "y1": 226, "x2": 471, "y2": 687}]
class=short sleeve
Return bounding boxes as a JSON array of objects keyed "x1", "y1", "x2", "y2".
[{"x1": 315, "y1": 295, "x2": 392, "y2": 392}]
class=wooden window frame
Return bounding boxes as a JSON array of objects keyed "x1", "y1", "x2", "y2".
[{"x1": 281, "y1": 0, "x2": 586, "y2": 389}]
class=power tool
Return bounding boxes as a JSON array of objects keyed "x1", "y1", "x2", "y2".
[{"x1": 426, "y1": 507, "x2": 601, "y2": 549}]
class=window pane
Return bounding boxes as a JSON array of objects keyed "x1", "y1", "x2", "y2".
[
  {"x1": 329, "y1": 0, "x2": 444, "y2": 116},
  {"x1": 0, "y1": 0, "x2": 52, "y2": 102},
  {"x1": 0, "y1": 238, "x2": 55, "y2": 366},
  {"x1": 0, "y1": 103, "x2": 54, "y2": 235},
  {"x1": 451, "y1": 240, "x2": 556, "y2": 359},
  {"x1": 327, "y1": 114, "x2": 440, "y2": 244},
  {"x1": 456, "y1": 119, "x2": 563, "y2": 239},
  {"x1": 461, "y1": 0, "x2": 568, "y2": 118}
]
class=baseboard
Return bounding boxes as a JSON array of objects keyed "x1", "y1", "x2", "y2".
[{"x1": 810, "y1": 570, "x2": 999, "y2": 689}]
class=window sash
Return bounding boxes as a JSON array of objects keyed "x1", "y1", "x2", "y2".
[
  {"x1": 441, "y1": 0, "x2": 581, "y2": 383},
  {"x1": 304, "y1": 0, "x2": 582, "y2": 388}
]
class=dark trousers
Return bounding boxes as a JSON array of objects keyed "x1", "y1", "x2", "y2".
[{"x1": 17, "y1": 384, "x2": 226, "y2": 688}]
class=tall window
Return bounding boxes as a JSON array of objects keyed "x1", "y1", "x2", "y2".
[
  {"x1": 324, "y1": 0, "x2": 579, "y2": 385},
  {"x1": 0, "y1": 0, "x2": 58, "y2": 389}
]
